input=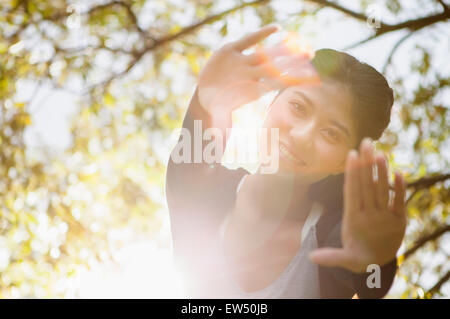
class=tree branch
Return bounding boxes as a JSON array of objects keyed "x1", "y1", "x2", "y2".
[
  {"x1": 345, "y1": 10, "x2": 450, "y2": 49},
  {"x1": 382, "y1": 31, "x2": 415, "y2": 73},
  {"x1": 407, "y1": 173, "x2": 450, "y2": 190},
  {"x1": 426, "y1": 270, "x2": 450, "y2": 297},
  {"x1": 303, "y1": 0, "x2": 450, "y2": 50},
  {"x1": 436, "y1": 0, "x2": 449, "y2": 13},
  {"x1": 149, "y1": 0, "x2": 269, "y2": 48},
  {"x1": 86, "y1": 0, "x2": 270, "y2": 92},
  {"x1": 305, "y1": 0, "x2": 386, "y2": 26},
  {"x1": 405, "y1": 173, "x2": 450, "y2": 204},
  {"x1": 402, "y1": 224, "x2": 450, "y2": 260},
  {"x1": 6, "y1": 0, "x2": 149, "y2": 41},
  {"x1": 54, "y1": 43, "x2": 133, "y2": 56},
  {"x1": 378, "y1": 10, "x2": 450, "y2": 34},
  {"x1": 87, "y1": 0, "x2": 147, "y2": 36}
]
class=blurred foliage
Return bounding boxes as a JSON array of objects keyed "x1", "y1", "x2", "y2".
[{"x1": 0, "y1": 0, "x2": 448, "y2": 298}]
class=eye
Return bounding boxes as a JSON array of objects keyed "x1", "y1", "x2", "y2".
[
  {"x1": 289, "y1": 101, "x2": 307, "y2": 116},
  {"x1": 322, "y1": 128, "x2": 340, "y2": 142}
]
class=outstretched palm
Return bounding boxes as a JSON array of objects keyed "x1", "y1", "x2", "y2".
[{"x1": 310, "y1": 138, "x2": 407, "y2": 273}]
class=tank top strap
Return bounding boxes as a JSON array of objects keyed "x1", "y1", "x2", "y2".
[
  {"x1": 301, "y1": 201, "x2": 323, "y2": 245},
  {"x1": 235, "y1": 174, "x2": 248, "y2": 194}
]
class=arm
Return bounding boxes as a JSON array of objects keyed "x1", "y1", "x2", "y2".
[
  {"x1": 165, "y1": 86, "x2": 246, "y2": 294},
  {"x1": 351, "y1": 257, "x2": 397, "y2": 299},
  {"x1": 166, "y1": 24, "x2": 284, "y2": 220},
  {"x1": 166, "y1": 25, "x2": 293, "y2": 295},
  {"x1": 165, "y1": 86, "x2": 245, "y2": 232}
]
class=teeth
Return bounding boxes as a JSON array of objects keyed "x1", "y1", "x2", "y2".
[{"x1": 280, "y1": 144, "x2": 305, "y2": 165}]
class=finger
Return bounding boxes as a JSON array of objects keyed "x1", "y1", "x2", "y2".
[
  {"x1": 231, "y1": 24, "x2": 280, "y2": 52},
  {"x1": 249, "y1": 81, "x2": 274, "y2": 99},
  {"x1": 244, "y1": 42, "x2": 294, "y2": 65},
  {"x1": 249, "y1": 62, "x2": 280, "y2": 80},
  {"x1": 360, "y1": 138, "x2": 376, "y2": 210},
  {"x1": 272, "y1": 54, "x2": 311, "y2": 71},
  {"x1": 208, "y1": 80, "x2": 269, "y2": 113},
  {"x1": 344, "y1": 149, "x2": 362, "y2": 213},
  {"x1": 309, "y1": 248, "x2": 354, "y2": 270},
  {"x1": 251, "y1": 61, "x2": 319, "y2": 90},
  {"x1": 375, "y1": 151, "x2": 389, "y2": 211},
  {"x1": 277, "y1": 64, "x2": 320, "y2": 86},
  {"x1": 248, "y1": 54, "x2": 312, "y2": 76},
  {"x1": 391, "y1": 171, "x2": 406, "y2": 218},
  {"x1": 257, "y1": 77, "x2": 286, "y2": 92},
  {"x1": 250, "y1": 63, "x2": 291, "y2": 88},
  {"x1": 244, "y1": 50, "x2": 269, "y2": 65}
]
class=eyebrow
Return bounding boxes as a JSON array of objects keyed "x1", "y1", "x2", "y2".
[
  {"x1": 330, "y1": 120, "x2": 351, "y2": 138},
  {"x1": 293, "y1": 91, "x2": 314, "y2": 108},
  {"x1": 293, "y1": 90, "x2": 351, "y2": 138}
]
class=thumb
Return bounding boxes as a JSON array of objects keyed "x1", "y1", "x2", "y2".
[{"x1": 309, "y1": 248, "x2": 353, "y2": 269}]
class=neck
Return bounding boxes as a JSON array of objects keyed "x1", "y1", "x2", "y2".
[{"x1": 242, "y1": 170, "x2": 313, "y2": 222}]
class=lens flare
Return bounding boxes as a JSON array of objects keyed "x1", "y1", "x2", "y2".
[
  {"x1": 277, "y1": 31, "x2": 313, "y2": 58},
  {"x1": 256, "y1": 32, "x2": 320, "y2": 87}
]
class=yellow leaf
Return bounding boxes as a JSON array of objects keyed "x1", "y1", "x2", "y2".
[
  {"x1": 397, "y1": 254, "x2": 404, "y2": 266},
  {"x1": 187, "y1": 52, "x2": 200, "y2": 75},
  {"x1": 0, "y1": 43, "x2": 8, "y2": 54},
  {"x1": 103, "y1": 93, "x2": 115, "y2": 106}
]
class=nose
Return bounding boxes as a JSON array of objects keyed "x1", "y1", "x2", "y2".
[{"x1": 289, "y1": 122, "x2": 315, "y2": 151}]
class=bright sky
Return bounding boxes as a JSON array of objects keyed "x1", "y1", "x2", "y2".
[{"x1": 15, "y1": 0, "x2": 449, "y2": 298}]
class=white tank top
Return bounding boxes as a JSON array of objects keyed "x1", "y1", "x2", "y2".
[{"x1": 212, "y1": 175, "x2": 323, "y2": 299}]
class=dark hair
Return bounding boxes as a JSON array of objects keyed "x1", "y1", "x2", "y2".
[{"x1": 286, "y1": 49, "x2": 395, "y2": 213}]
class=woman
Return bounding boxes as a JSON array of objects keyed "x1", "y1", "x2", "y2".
[{"x1": 165, "y1": 25, "x2": 406, "y2": 299}]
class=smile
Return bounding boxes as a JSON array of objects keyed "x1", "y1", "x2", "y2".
[{"x1": 279, "y1": 143, "x2": 307, "y2": 166}]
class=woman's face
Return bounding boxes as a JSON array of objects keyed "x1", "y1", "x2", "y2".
[{"x1": 260, "y1": 81, "x2": 359, "y2": 183}]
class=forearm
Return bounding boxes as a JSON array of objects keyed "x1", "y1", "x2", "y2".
[
  {"x1": 351, "y1": 257, "x2": 398, "y2": 299},
  {"x1": 166, "y1": 86, "x2": 229, "y2": 210},
  {"x1": 166, "y1": 86, "x2": 247, "y2": 261},
  {"x1": 168, "y1": 86, "x2": 232, "y2": 168}
]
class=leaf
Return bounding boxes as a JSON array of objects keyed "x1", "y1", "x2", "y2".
[
  {"x1": 220, "y1": 22, "x2": 228, "y2": 36},
  {"x1": 186, "y1": 52, "x2": 200, "y2": 75},
  {"x1": 103, "y1": 92, "x2": 115, "y2": 106}
]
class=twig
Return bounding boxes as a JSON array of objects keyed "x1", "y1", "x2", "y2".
[
  {"x1": 402, "y1": 224, "x2": 450, "y2": 260},
  {"x1": 405, "y1": 173, "x2": 450, "y2": 204},
  {"x1": 85, "y1": 0, "x2": 270, "y2": 93},
  {"x1": 436, "y1": 0, "x2": 449, "y2": 13},
  {"x1": 407, "y1": 173, "x2": 450, "y2": 190},
  {"x1": 425, "y1": 270, "x2": 450, "y2": 297},
  {"x1": 305, "y1": 0, "x2": 386, "y2": 26},
  {"x1": 345, "y1": 10, "x2": 450, "y2": 49},
  {"x1": 87, "y1": 0, "x2": 148, "y2": 38},
  {"x1": 382, "y1": 32, "x2": 415, "y2": 73}
]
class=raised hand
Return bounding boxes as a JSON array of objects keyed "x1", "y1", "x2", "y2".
[
  {"x1": 198, "y1": 25, "x2": 276, "y2": 114},
  {"x1": 197, "y1": 25, "x2": 316, "y2": 132},
  {"x1": 309, "y1": 138, "x2": 407, "y2": 273}
]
